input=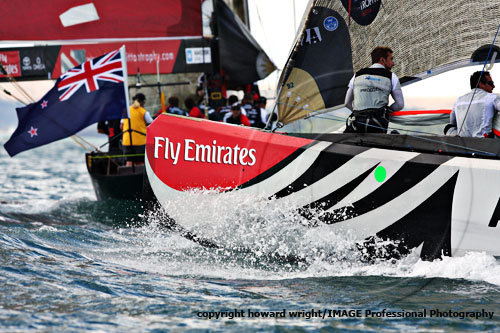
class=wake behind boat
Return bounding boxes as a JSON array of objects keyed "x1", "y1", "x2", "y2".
[{"x1": 145, "y1": 0, "x2": 500, "y2": 261}]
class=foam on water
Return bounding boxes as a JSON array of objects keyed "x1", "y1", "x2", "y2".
[
  {"x1": 0, "y1": 136, "x2": 95, "y2": 214},
  {"x1": 85, "y1": 188, "x2": 500, "y2": 288}
]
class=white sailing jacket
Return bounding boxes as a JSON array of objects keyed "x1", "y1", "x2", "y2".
[{"x1": 451, "y1": 88, "x2": 500, "y2": 137}]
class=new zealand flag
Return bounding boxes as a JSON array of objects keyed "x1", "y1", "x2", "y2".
[{"x1": 4, "y1": 47, "x2": 129, "y2": 157}]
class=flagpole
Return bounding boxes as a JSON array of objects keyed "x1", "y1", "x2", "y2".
[
  {"x1": 156, "y1": 54, "x2": 162, "y2": 107},
  {"x1": 120, "y1": 46, "x2": 131, "y2": 118},
  {"x1": 120, "y1": 45, "x2": 134, "y2": 150}
]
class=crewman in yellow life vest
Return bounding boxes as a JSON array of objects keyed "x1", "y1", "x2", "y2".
[{"x1": 121, "y1": 93, "x2": 153, "y2": 166}]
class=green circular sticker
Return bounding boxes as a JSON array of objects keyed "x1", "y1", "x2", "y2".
[{"x1": 374, "y1": 166, "x2": 387, "y2": 182}]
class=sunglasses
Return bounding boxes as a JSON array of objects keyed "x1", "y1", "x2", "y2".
[{"x1": 486, "y1": 80, "x2": 495, "y2": 86}]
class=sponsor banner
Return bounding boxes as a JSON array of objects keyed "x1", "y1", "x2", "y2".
[
  {"x1": 146, "y1": 115, "x2": 313, "y2": 191},
  {"x1": 0, "y1": 39, "x2": 212, "y2": 81},
  {"x1": 0, "y1": 0, "x2": 202, "y2": 41},
  {"x1": 185, "y1": 47, "x2": 212, "y2": 64},
  {"x1": 0, "y1": 51, "x2": 21, "y2": 78},
  {"x1": 19, "y1": 47, "x2": 60, "y2": 78},
  {"x1": 51, "y1": 41, "x2": 183, "y2": 78}
]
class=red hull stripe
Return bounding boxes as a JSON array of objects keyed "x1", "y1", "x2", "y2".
[
  {"x1": 391, "y1": 109, "x2": 452, "y2": 116},
  {"x1": 231, "y1": 141, "x2": 319, "y2": 192},
  {"x1": 146, "y1": 115, "x2": 315, "y2": 191}
]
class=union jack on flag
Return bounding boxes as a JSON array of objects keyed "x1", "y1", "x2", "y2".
[{"x1": 58, "y1": 49, "x2": 125, "y2": 101}]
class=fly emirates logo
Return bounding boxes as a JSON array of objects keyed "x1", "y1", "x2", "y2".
[{"x1": 153, "y1": 137, "x2": 257, "y2": 166}]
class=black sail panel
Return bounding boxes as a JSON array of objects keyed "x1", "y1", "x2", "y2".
[{"x1": 278, "y1": 6, "x2": 353, "y2": 124}]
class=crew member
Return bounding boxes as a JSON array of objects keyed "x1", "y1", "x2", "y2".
[
  {"x1": 223, "y1": 103, "x2": 250, "y2": 126},
  {"x1": 215, "y1": 95, "x2": 239, "y2": 121},
  {"x1": 344, "y1": 46, "x2": 404, "y2": 133},
  {"x1": 448, "y1": 71, "x2": 500, "y2": 138},
  {"x1": 256, "y1": 96, "x2": 269, "y2": 125},
  {"x1": 121, "y1": 93, "x2": 153, "y2": 166},
  {"x1": 165, "y1": 96, "x2": 187, "y2": 116},
  {"x1": 97, "y1": 118, "x2": 122, "y2": 152},
  {"x1": 241, "y1": 92, "x2": 266, "y2": 128},
  {"x1": 154, "y1": 96, "x2": 186, "y2": 118},
  {"x1": 185, "y1": 97, "x2": 205, "y2": 119}
]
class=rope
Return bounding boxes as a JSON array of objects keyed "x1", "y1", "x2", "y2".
[
  {"x1": 70, "y1": 136, "x2": 91, "y2": 151},
  {"x1": 88, "y1": 153, "x2": 144, "y2": 160},
  {"x1": 275, "y1": 101, "x2": 498, "y2": 157},
  {"x1": 0, "y1": 63, "x2": 35, "y2": 103},
  {"x1": 2, "y1": 89, "x2": 29, "y2": 105},
  {"x1": 72, "y1": 134, "x2": 99, "y2": 151}
]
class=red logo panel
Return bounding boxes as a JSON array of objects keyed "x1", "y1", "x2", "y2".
[
  {"x1": 146, "y1": 116, "x2": 314, "y2": 191},
  {"x1": 0, "y1": 51, "x2": 21, "y2": 78}
]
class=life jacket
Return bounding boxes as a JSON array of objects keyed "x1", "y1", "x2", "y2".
[
  {"x1": 242, "y1": 103, "x2": 265, "y2": 128},
  {"x1": 353, "y1": 67, "x2": 392, "y2": 111},
  {"x1": 166, "y1": 106, "x2": 186, "y2": 116},
  {"x1": 216, "y1": 105, "x2": 231, "y2": 121},
  {"x1": 122, "y1": 101, "x2": 147, "y2": 146}
]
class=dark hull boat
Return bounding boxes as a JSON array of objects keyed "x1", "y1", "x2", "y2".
[
  {"x1": 145, "y1": 115, "x2": 500, "y2": 261},
  {"x1": 85, "y1": 151, "x2": 145, "y2": 201}
]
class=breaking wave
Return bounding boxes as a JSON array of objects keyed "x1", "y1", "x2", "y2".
[{"x1": 91, "y1": 188, "x2": 500, "y2": 287}]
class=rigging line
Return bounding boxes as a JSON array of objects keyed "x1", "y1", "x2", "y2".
[
  {"x1": 0, "y1": 67, "x2": 37, "y2": 106},
  {"x1": 72, "y1": 134, "x2": 99, "y2": 150},
  {"x1": 14, "y1": 80, "x2": 36, "y2": 103},
  {"x1": 277, "y1": 100, "x2": 466, "y2": 138},
  {"x1": 347, "y1": 0, "x2": 351, "y2": 26},
  {"x1": 70, "y1": 135, "x2": 91, "y2": 152},
  {"x1": 2, "y1": 88, "x2": 29, "y2": 105},
  {"x1": 458, "y1": 23, "x2": 500, "y2": 136},
  {"x1": 311, "y1": 113, "x2": 441, "y2": 136},
  {"x1": 304, "y1": 115, "x2": 497, "y2": 157},
  {"x1": 0, "y1": 63, "x2": 35, "y2": 103},
  {"x1": 307, "y1": 115, "x2": 497, "y2": 156},
  {"x1": 275, "y1": 101, "x2": 497, "y2": 156}
]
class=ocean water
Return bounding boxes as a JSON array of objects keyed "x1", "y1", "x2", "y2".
[{"x1": 1, "y1": 133, "x2": 500, "y2": 332}]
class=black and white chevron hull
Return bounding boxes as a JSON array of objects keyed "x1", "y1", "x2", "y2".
[{"x1": 146, "y1": 135, "x2": 500, "y2": 260}]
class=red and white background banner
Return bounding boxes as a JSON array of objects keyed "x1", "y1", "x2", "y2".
[{"x1": 0, "y1": 51, "x2": 21, "y2": 78}]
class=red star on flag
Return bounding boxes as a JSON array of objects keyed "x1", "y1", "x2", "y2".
[
  {"x1": 41, "y1": 100, "x2": 48, "y2": 109},
  {"x1": 27, "y1": 126, "x2": 38, "y2": 138}
]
